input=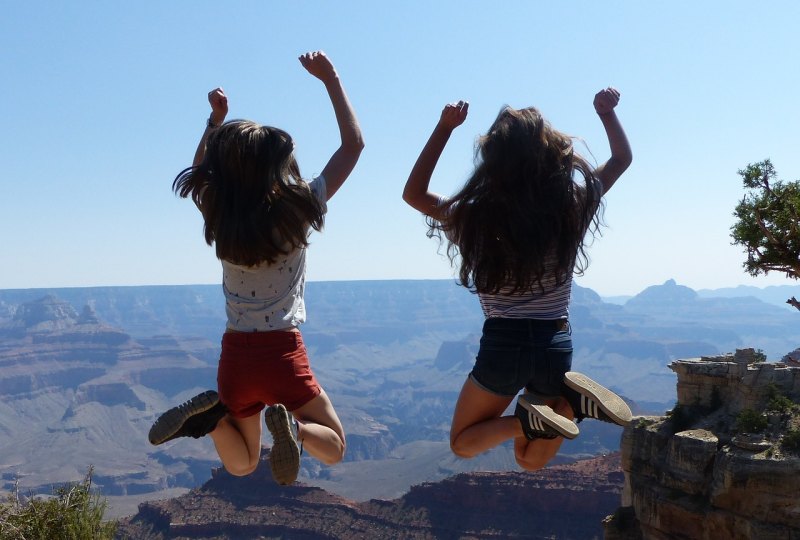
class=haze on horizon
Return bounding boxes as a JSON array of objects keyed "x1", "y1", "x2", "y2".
[{"x1": 3, "y1": 1, "x2": 799, "y2": 297}]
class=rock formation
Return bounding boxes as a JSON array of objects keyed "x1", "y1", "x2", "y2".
[
  {"x1": 604, "y1": 349, "x2": 800, "y2": 539},
  {"x1": 3, "y1": 283, "x2": 799, "y2": 526},
  {"x1": 783, "y1": 348, "x2": 800, "y2": 367},
  {"x1": 0, "y1": 295, "x2": 219, "y2": 495},
  {"x1": 117, "y1": 450, "x2": 623, "y2": 540}
]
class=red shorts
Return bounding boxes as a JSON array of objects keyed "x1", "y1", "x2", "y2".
[{"x1": 217, "y1": 330, "x2": 321, "y2": 418}]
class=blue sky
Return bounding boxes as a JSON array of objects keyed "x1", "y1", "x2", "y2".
[{"x1": 3, "y1": 1, "x2": 799, "y2": 296}]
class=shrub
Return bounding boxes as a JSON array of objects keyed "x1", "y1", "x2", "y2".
[
  {"x1": 765, "y1": 383, "x2": 795, "y2": 413},
  {"x1": 753, "y1": 349, "x2": 767, "y2": 363},
  {"x1": 636, "y1": 417, "x2": 656, "y2": 428},
  {"x1": 667, "y1": 404, "x2": 695, "y2": 432},
  {"x1": 736, "y1": 408, "x2": 768, "y2": 433},
  {"x1": 0, "y1": 468, "x2": 116, "y2": 540},
  {"x1": 782, "y1": 429, "x2": 800, "y2": 454}
]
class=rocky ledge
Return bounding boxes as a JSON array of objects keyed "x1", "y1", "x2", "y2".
[{"x1": 605, "y1": 349, "x2": 800, "y2": 539}]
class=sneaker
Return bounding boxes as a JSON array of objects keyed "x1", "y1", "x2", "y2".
[
  {"x1": 516, "y1": 394, "x2": 579, "y2": 440},
  {"x1": 148, "y1": 390, "x2": 227, "y2": 445},
  {"x1": 563, "y1": 372, "x2": 632, "y2": 426},
  {"x1": 265, "y1": 404, "x2": 301, "y2": 485}
]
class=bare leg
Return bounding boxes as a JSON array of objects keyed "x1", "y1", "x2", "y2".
[
  {"x1": 514, "y1": 396, "x2": 574, "y2": 471},
  {"x1": 291, "y1": 388, "x2": 346, "y2": 466},
  {"x1": 450, "y1": 377, "x2": 574, "y2": 470},
  {"x1": 208, "y1": 413, "x2": 262, "y2": 476},
  {"x1": 449, "y1": 378, "x2": 518, "y2": 458}
]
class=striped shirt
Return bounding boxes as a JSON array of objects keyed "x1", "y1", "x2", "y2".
[
  {"x1": 477, "y1": 258, "x2": 572, "y2": 320},
  {"x1": 442, "y1": 177, "x2": 600, "y2": 321}
]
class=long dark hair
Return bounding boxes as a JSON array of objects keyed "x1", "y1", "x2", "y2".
[
  {"x1": 173, "y1": 120, "x2": 324, "y2": 266},
  {"x1": 431, "y1": 106, "x2": 603, "y2": 294}
]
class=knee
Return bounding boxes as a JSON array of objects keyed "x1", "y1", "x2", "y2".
[
  {"x1": 515, "y1": 454, "x2": 547, "y2": 471},
  {"x1": 450, "y1": 437, "x2": 476, "y2": 460},
  {"x1": 319, "y1": 438, "x2": 346, "y2": 466},
  {"x1": 224, "y1": 461, "x2": 259, "y2": 477},
  {"x1": 515, "y1": 446, "x2": 557, "y2": 471}
]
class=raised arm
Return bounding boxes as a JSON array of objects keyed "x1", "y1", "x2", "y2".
[
  {"x1": 299, "y1": 51, "x2": 364, "y2": 201},
  {"x1": 592, "y1": 87, "x2": 632, "y2": 194},
  {"x1": 403, "y1": 101, "x2": 469, "y2": 221},
  {"x1": 192, "y1": 88, "x2": 229, "y2": 167}
]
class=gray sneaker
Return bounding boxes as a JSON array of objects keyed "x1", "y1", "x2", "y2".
[
  {"x1": 516, "y1": 394, "x2": 579, "y2": 440},
  {"x1": 265, "y1": 404, "x2": 301, "y2": 485}
]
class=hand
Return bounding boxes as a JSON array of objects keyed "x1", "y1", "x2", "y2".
[
  {"x1": 299, "y1": 50, "x2": 338, "y2": 84},
  {"x1": 593, "y1": 87, "x2": 620, "y2": 116},
  {"x1": 439, "y1": 100, "x2": 469, "y2": 130},
  {"x1": 208, "y1": 87, "x2": 228, "y2": 125}
]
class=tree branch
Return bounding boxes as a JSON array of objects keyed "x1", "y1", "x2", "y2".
[{"x1": 754, "y1": 206, "x2": 782, "y2": 248}]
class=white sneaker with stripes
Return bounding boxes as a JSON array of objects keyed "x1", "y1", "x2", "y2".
[
  {"x1": 563, "y1": 372, "x2": 632, "y2": 426},
  {"x1": 516, "y1": 394, "x2": 579, "y2": 440}
]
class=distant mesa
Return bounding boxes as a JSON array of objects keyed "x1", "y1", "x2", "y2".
[
  {"x1": 572, "y1": 284, "x2": 605, "y2": 305},
  {"x1": 10, "y1": 294, "x2": 79, "y2": 332},
  {"x1": 1, "y1": 295, "x2": 131, "y2": 346},
  {"x1": 626, "y1": 278, "x2": 698, "y2": 307},
  {"x1": 433, "y1": 340, "x2": 476, "y2": 371},
  {"x1": 72, "y1": 382, "x2": 147, "y2": 411}
]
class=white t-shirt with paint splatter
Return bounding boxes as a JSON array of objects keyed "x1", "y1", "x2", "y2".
[{"x1": 221, "y1": 176, "x2": 327, "y2": 332}]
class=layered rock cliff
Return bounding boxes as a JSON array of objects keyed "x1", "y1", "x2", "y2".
[
  {"x1": 117, "y1": 450, "x2": 623, "y2": 540},
  {"x1": 604, "y1": 349, "x2": 800, "y2": 539},
  {"x1": 0, "y1": 295, "x2": 219, "y2": 495}
]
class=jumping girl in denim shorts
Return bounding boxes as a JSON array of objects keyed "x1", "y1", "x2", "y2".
[
  {"x1": 403, "y1": 89, "x2": 633, "y2": 470},
  {"x1": 148, "y1": 51, "x2": 364, "y2": 485}
]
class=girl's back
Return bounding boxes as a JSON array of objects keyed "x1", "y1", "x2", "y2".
[
  {"x1": 220, "y1": 175, "x2": 326, "y2": 332},
  {"x1": 402, "y1": 88, "x2": 632, "y2": 472},
  {"x1": 432, "y1": 106, "x2": 603, "y2": 300},
  {"x1": 150, "y1": 51, "x2": 364, "y2": 487}
]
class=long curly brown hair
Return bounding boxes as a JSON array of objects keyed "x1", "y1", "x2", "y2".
[
  {"x1": 173, "y1": 120, "x2": 325, "y2": 266},
  {"x1": 431, "y1": 106, "x2": 603, "y2": 294}
]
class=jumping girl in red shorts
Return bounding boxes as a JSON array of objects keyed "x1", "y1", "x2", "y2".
[
  {"x1": 403, "y1": 89, "x2": 633, "y2": 470},
  {"x1": 149, "y1": 51, "x2": 364, "y2": 485}
]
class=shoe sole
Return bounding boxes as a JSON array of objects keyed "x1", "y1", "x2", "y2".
[
  {"x1": 564, "y1": 372, "x2": 632, "y2": 426},
  {"x1": 518, "y1": 395, "x2": 579, "y2": 439},
  {"x1": 265, "y1": 404, "x2": 300, "y2": 485},
  {"x1": 148, "y1": 390, "x2": 219, "y2": 445}
]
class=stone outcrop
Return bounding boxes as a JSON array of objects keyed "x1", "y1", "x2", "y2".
[
  {"x1": 6, "y1": 294, "x2": 79, "y2": 334},
  {"x1": 604, "y1": 349, "x2": 800, "y2": 539},
  {"x1": 784, "y1": 348, "x2": 800, "y2": 366},
  {"x1": 671, "y1": 348, "x2": 800, "y2": 414},
  {"x1": 117, "y1": 450, "x2": 623, "y2": 540}
]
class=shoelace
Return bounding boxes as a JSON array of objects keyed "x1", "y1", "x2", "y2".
[{"x1": 293, "y1": 418, "x2": 304, "y2": 455}]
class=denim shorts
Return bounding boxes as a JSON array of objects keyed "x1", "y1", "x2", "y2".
[{"x1": 469, "y1": 318, "x2": 573, "y2": 397}]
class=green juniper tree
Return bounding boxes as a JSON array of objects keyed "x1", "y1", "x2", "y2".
[
  {"x1": 0, "y1": 468, "x2": 116, "y2": 540},
  {"x1": 731, "y1": 159, "x2": 800, "y2": 310}
]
